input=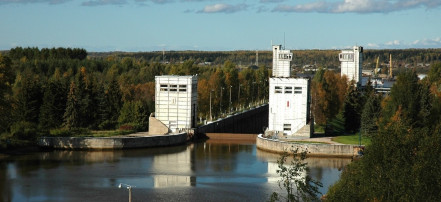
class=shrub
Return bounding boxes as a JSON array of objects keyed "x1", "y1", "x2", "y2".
[{"x1": 10, "y1": 121, "x2": 38, "y2": 140}]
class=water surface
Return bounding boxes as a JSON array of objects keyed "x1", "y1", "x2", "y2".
[{"x1": 0, "y1": 139, "x2": 350, "y2": 201}]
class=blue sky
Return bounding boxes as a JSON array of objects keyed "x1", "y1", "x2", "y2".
[{"x1": 1, "y1": 0, "x2": 440, "y2": 52}]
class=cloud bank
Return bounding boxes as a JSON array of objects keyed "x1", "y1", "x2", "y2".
[
  {"x1": 366, "y1": 37, "x2": 441, "y2": 49},
  {"x1": 0, "y1": 0, "x2": 71, "y2": 4},
  {"x1": 197, "y1": 3, "x2": 247, "y2": 13},
  {"x1": 273, "y1": 0, "x2": 441, "y2": 14}
]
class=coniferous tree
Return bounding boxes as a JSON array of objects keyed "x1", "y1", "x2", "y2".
[
  {"x1": 39, "y1": 69, "x2": 67, "y2": 129},
  {"x1": 0, "y1": 54, "x2": 14, "y2": 133},
  {"x1": 106, "y1": 77, "x2": 123, "y2": 123},
  {"x1": 14, "y1": 70, "x2": 43, "y2": 124},
  {"x1": 63, "y1": 82, "x2": 80, "y2": 129},
  {"x1": 343, "y1": 86, "x2": 363, "y2": 133},
  {"x1": 360, "y1": 94, "x2": 381, "y2": 137}
]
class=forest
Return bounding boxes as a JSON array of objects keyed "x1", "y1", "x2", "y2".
[
  {"x1": 0, "y1": 47, "x2": 269, "y2": 149},
  {"x1": 323, "y1": 63, "x2": 441, "y2": 201}
]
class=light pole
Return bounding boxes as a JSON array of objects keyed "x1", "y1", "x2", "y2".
[
  {"x1": 118, "y1": 183, "x2": 134, "y2": 202},
  {"x1": 220, "y1": 87, "x2": 224, "y2": 115},
  {"x1": 238, "y1": 84, "x2": 241, "y2": 110},
  {"x1": 229, "y1": 85, "x2": 232, "y2": 113},
  {"x1": 209, "y1": 90, "x2": 213, "y2": 121}
]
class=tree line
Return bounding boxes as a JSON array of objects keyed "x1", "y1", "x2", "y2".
[
  {"x1": 95, "y1": 48, "x2": 441, "y2": 70},
  {"x1": 0, "y1": 47, "x2": 269, "y2": 149},
  {"x1": 322, "y1": 63, "x2": 441, "y2": 201}
]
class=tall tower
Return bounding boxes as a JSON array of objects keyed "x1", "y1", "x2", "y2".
[
  {"x1": 272, "y1": 45, "x2": 293, "y2": 77},
  {"x1": 154, "y1": 75, "x2": 198, "y2": 133},
  {"x1": 339, "y1": 46, "x2": 363, "y2": 86},
  {"x1": 268, "y1": 45, "x2": 311, "y2": 138}
]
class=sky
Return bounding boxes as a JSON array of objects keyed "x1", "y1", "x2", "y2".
[{"x1": 0, "y1": 0, "x2": 440, "y2": 52}]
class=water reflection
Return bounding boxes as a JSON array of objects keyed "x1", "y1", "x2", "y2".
[{"x1": 0, "y1": 139, "x2": 351, "y2": 201}]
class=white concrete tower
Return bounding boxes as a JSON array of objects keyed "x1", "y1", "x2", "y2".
[
  {"x1": 268, "y1": 77, "x2": 310, "y2": 136},
  {"x1": 154, "y1": 75, "x2": 198, "y2": 132},
  {"x1": 268, "y1": 45, "x2": 311, "y2": 138},
  {"x1": 272, "y1": 45, "x2": 293, "y2": 77},
  {"x1": 339, "y1": 46, "x2": 363, "y2": 86}
]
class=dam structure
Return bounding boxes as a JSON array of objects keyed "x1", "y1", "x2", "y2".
[{"x1": 266, "y1": 45, "x2": 312, "y2": 139}]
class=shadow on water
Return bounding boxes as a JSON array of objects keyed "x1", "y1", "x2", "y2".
[{"x1": 0, "y1": 138, "x2": 351, "y2": 201}]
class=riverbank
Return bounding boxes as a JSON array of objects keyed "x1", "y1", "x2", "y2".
[
  {"x1": 256, "y1": 134, "x2": 362, "y2": 158},
  {"x1": 38, "y1": 132, "x2": 188, "y2": 150}
]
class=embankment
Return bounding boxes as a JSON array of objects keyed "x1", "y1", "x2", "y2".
[
  {"x1": 256, "y1": 134, "x2": 361, "y2": 158},
  {"x1": 38, "y1": 133, "x2": 187, "y2": 150}
]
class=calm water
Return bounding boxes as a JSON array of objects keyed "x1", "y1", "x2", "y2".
[{"x1": 0, "y1": 139, "x2": 351, "y2": 202}]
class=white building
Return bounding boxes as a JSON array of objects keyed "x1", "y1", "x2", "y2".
[
  {"x1": 154, "y1": 75, "x2": 197, "y2": 132},
  {"x1": 339, "y1": 46, "x2": 363, "y2": 86},
  {"x1": 268, "y1": 77, "x2": 310, "y2": 136},
  {"x1": 272, "y1": 45, "x2": 293, "y2": 77}
]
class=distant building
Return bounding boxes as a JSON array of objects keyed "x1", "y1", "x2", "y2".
[
  {"x1": 268, "y1": 45, "x2": 311, "y2": 138},
  {"x1": 340, "y1": 46, "x2": 363, "y2": 86},
  {"x1": 272, "y1": 45, "x2": 293, "y2": 77},
  {"x1": 152, "y1": 75, "x2": 197, "y2": 133},
  {"x1": 268, "y1": 77, "x2": 310, "y2": 136}
]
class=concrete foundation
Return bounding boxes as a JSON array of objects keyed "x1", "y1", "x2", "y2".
[
  {"x1": 149, "y1": 115, "x2": 171, "y2": 135},
  {"x1": 256, "y1": 134, "x2": 360, "y2": 158},
  {"x1": 38, "y1": 133, "x2": 187, "y2": 150}
]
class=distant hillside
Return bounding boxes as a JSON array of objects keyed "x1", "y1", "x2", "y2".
[{"x1": 89, "y1": 49, "x2": 441, "y2": 72}]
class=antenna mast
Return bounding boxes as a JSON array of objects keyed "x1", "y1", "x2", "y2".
[
  {"x1": 162, "y1": 49, "x2": 165, "y2": 64},
  {"x1": 256, "y1": 50, "x2": 259, "y2": 66},
  {"x1": 283, "y1": 32, "x2": 286, "y2": 50}
]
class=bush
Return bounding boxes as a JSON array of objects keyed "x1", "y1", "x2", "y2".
[
  {"x1": 98, "y1": 120, "x2": 117, "y2": 130},
  {"x1": 10, "y1": 121, "x2": 38, "y2": 140},
  {"x1": 119, "y1": 123, "x2": 143, "y2": 132},
  {"x1": 49, "y1": 128, "x2": 72, "y2": 137},
  {"x1": 49, "y1": 127, "x2": 91, "y2": 137}
]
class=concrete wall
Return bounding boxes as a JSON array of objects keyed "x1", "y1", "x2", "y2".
[
  {"x1": 197, "y1": 104, "x2": 268, "y2": 135},
  {"x1": 38, "y1": 133, "x2": 188, "y2": 150},
  {"x1": 256, "y1": 134, "x2": 359, "y2": 158},
  {"x1": 149, "y1": 116, "x2": 170, "y2": 135}
]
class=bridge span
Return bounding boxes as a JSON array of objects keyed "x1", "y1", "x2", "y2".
[{"x1": 196, "y1": 104, "x2": 268, "y2": 138}]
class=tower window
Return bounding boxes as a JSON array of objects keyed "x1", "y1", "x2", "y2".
[
  {"x1": 283, "y1": 124, "x2": 291, "y2": 131},
  {"x1": 275, "y1": 86, "x2": 282, "y2": 94}
]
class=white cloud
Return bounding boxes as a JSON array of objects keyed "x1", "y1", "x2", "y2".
[
  {"x1": 364, "y1": 37, "x2": 441, "y2": 49},
  {"x1": 385, "y1": 40, "x2": 401, "y2": 46},
  {"x1": 260, "y1": 0, "x2": 285, "y2": 3},
  {"x1": 412, "y1": 37, "x2": 441, "y2": 46},
  {"x1": 367, "y1": 43, "x2": 380, "y2": 48},
  {"x1": 0, "y1": 0, "x2": 71, "y2": 4},
  {"x1": 198, "y1": 3, "x2": 247, "y2": 13},
  {"x1": 81, "y1": 0, "x2": 127, "y2": 6},
  {"x1": 273, "y1": 0, "x2": 441, "y2": 14}
]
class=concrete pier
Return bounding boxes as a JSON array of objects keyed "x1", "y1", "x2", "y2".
[
  {"x1": 256, "y1": 134, "x2": 361, "y2": 158},
  {"x1": 38, "y1": 133, "x2": 188, "y2": 150}
]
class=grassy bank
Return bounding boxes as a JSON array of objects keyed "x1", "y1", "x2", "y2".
[{"x1": 332, "y1": 133, "x2": 371, "y2": 145}]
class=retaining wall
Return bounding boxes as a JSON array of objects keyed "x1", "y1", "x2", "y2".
[
  {"x1": 197, "y1": 104, "x2": 268, "y2": 135},
  {"x1": 256, "y1": 134, "x2": 360, "y2": 158},
  {"x1": 38, "y1": 133, "x2": 188, "y2": 150}
]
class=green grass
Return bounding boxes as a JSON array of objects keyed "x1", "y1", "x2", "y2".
[
  {"x1": 287, "y1": 140, "x2": 329, "y2": 144},
  {"x1": 332, "y1": 133, "x2": 371, "y2": 146},
  {"x1": 49, "y1": 128, "x2": 135, "y2": 137},
  {"x1": 89, "y1": 130, "x2": 135, "y2": 137}
]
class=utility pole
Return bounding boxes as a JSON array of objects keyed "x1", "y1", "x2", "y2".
[
  {"x1": 229, "y1": 85, "x2": 232, "y2": 113},
  {"x1": 209, "y1": 90, "x2": 213, "y2": 121},
  {"x1": 220, "y1": 87, "x2": 224, "y2": 115},
  {"x1": 238, "y1": 84, "x2": 241, "y2": 110}
]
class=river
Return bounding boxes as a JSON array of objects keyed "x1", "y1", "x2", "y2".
[{"x1": 0, "y1": 139, "x2": 351, "y2": 201}]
